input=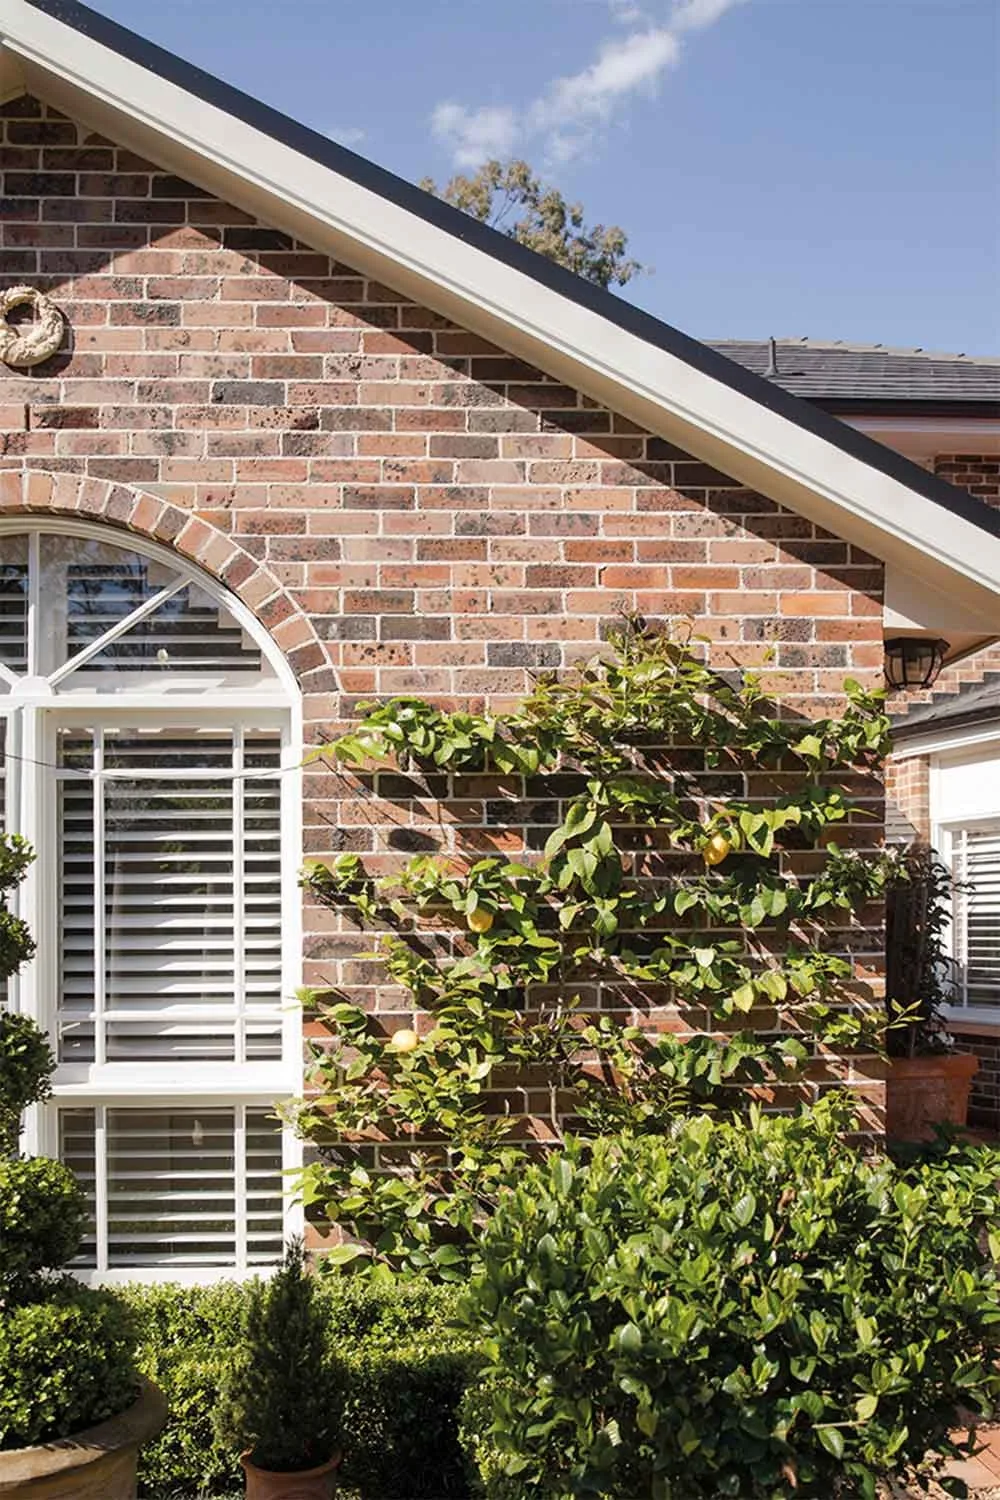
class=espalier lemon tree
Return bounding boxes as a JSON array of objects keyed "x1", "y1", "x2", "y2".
[{"x1": 287, "y1": 623, "x2": 893, "y2": 1278}]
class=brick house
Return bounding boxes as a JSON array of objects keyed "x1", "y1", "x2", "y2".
[{"x1": 1, "y1": 0, "x2": 999, "y2": 1280}]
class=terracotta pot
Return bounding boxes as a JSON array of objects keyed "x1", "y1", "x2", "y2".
[
  {"x1": 886, "y1": 1052, "x2": 979, "y2": 1142},
  {"x1": 241, "y1": 1450, "x2": 341, "y2": 1500},
  {"x1": 0, "y1": 1378, "x2": 166, "y2": 1499}
]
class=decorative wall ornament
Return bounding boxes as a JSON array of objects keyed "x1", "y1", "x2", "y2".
[{"x1": 0, "y1": 285, "x2": 65, "y2": 368}]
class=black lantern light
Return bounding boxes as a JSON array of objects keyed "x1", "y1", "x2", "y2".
[{"x1": 883, "y1": 636, "x2": 948, "y2": 691}]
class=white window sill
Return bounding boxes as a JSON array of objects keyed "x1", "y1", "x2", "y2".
[
  {"x1": 944, "y1": 1008, "x2": 1000, "y2": 1037},
  {"x1": 52, "y1": 1062, "x2": 299, "y2": 1100}
]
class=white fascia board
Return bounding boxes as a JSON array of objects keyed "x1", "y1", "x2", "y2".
[
  {"x1": 4, "y1": 0, "x2": 1000, "y2": 619},
  {"x1": 892, "y1": 723, "x2": 1000, "y2": 761},
  {"x1": 848, "y1": 417, "x2": 1000, "y2": 460}
]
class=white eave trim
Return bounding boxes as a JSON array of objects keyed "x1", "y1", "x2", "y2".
[
  {"x1": 892, "y1": 723, "x2": 1000, "y2": 760},
  {"x1": 3, "y1": 0, "x2": 1000, "y2": 619}
]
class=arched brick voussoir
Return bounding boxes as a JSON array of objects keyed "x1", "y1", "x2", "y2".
[{"x1": 0, "y1": 466, "x2": 331, "y2": 691}]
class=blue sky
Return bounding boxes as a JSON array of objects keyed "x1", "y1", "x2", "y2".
[{"x1": 94, "y1": 0, "x2": 999, "y2": 354}]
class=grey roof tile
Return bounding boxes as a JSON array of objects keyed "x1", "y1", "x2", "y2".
[{"x1": 892, "y1": 673, "x2": 1000, "y2": 736}]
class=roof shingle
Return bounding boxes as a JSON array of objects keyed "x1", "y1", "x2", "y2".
[{"x1": 708, "y1": 339, "x2": 1000, "y2": 406}]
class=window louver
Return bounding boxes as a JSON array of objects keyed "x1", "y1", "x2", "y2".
[
  {"x1": 58, "y1": 729, "x2": 283, "y2": 1064},
  {"x1": 0, "y1": 564, "x2": 28, "y2": 675},
  {"x1": 61, "y1": 1105, "x2": 284, "y2": 1270},
  {"x1": 953, "y1": 825, "x2": 1000, "y2": 1009}
]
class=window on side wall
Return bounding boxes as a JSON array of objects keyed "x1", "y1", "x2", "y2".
[
  {"x1": 947, "y1": 822, "x2": 1000, "y2": 1013},
  {"x1": 0, "y1": 521, "x2": 300, "y2": 1281}
]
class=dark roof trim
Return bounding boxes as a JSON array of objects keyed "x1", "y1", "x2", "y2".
[
  {"x1": 892, "y1": 673, "x2": 1000, "y2": 739},
  {"x1": 20, "y1": 0, "x2": 1000, "y2": 543},
  {"x1": 893, "y1": 701, "x2": 1000, "y2": 739}
]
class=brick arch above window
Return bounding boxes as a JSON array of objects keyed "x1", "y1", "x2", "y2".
[{"x1": 0, "y1": 467, "x2": 330, "y2": 691}]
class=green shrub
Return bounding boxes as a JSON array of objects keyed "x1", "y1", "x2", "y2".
[
  {"x1": 0, "y1": 1005, "x2": 49, "y2": 1151},
  {"x1": 461, "y1": 1105, "x2": 1000, "y2": 1500},
  {"x1": 0, "y1": 1156, "x2": 86, "y2": 1289},
  {"x1": 0, "y1": 960, "x2": 139, "y2": 1454},
  {"x1": 122, "y1": 1275, "x2": 480, "y2": 1499},
  {"x1": 0, "y1": 1279, "x2": 138, "y2": 1449}
]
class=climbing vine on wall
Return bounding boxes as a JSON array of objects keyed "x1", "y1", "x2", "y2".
[{"x1": 286, "y1": 623, "x2": 893, "y2": 1278}]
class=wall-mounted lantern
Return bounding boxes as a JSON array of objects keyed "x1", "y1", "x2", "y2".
[{"x1": 883, "y1": 636, "x2": 948, "y2": 691}]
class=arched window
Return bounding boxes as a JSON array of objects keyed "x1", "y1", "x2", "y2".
[{"x1": 2, "y1": 520, "x2": 300, "y2": 1281}]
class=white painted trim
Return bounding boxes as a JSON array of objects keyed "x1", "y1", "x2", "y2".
[
  {"x1": 2, "y1": 1, "x2": 1000, "y2": 617},
  {"x1": 893, "y1": 724, "x2": 1000, "y2": 760},
  {"x1": 848, "y1": 417, "x2": 1000, "y2": 461},
  {"x1": 944, "y1": 1007, "x2": 1000, "y2": 1034}
]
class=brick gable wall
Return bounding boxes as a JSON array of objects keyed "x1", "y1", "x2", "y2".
[{"x1": 0, "y1": 95, "x2": 888, "y2": 1143}]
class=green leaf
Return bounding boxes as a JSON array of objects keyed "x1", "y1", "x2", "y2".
[
  {"x1": 322, "y1": 1242, "x2": 371, "y2": 1266},
  {"x1": 817, "y1": 1427, "x2": 845, "y2": 1459},
  {"x1": 855, "y1": 1394, "x2": 878, "y2": 1422},
  {"x1": 793, "y1": 734, "x2": 824, "y2": 761},
  {"x1": 731, "y1": 1193, "x2": 756, "y2": 1227},
  {"x1": 615, "y1": 1322, "x2": 643, "y2": 1357},
  {"x1": 636, "y1": 1405, "x2": 658, "y2": 1438}
]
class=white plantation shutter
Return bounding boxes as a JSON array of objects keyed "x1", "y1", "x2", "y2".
[
  {"x1": 0, "y1": 523, "x2": 297, "y2": 1277},
  {"x1": 57, "y1": 729, "x2": 283, "y2": 1065},
  {"x1": 953, "y1": 825, "x2": 1000, "y2": 1009},
  {"x1": 0, "y1": 561, "x2": 28, "y2": 675},
  {"x1": 61, "y1": 1105, "x2": 284, "y2": 1270}
]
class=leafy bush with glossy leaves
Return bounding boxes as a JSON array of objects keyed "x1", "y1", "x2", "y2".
[
  {"x1": 0, "y1": 1156, "x2": 86, "y2": 1290},
  {"x1": 0, "y1": 1279, "x2": 138, "y2": 1450},
  {"x1": 461, "y1": 1105, "x2": 1000, "y2": 1500}
]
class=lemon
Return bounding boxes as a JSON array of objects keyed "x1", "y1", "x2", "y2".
[
  {"x1": 386, "y1": 1028, "x2": 420, "y2": 1054},
  {"x1": 702, "y1": 833, "x2": 732, "y2": 867},
  {"x1": 467, "y1": 908, "x2": 495, "y2": 934}
]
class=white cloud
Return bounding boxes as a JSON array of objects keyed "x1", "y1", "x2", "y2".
[
  {"x1": 531, "y1": 26, "x2": 680, "y2": 161},
  {"x1": 330, "y1": 126, "x2": 367, "y2": 148},
  {"x1": 608, "y1": 0, "x2": 647, "y2": 23},
  {"x1": 670, "y1": 0, "x2": 749, "y2": 33},
  {"x1": 537, "y1": 28, "x2": 680, "y2": 126},
  {"x1": 431, "y1": 0, "x2": 747, "y2": 168},
  {"x1": 431, "y1": 102, "x2": 520, "y2": 168}
]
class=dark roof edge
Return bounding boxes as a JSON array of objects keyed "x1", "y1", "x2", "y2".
[
  {"x1": 892, "y1": 700, "x2": 1000, "y2": 739},
  {"x1": 20, "y1": 0, "x2": 1000, "y2": 543}
]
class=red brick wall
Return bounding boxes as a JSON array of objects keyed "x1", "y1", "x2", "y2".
[
  {"x1": 0, "y1": 95, "x2": 888, "y2": 1120},
  {"x1": 884, "y1": 754, "x2": 930, "y2": 844},
  {"x1": 934, "y1": 454, "x2": 1000, "y2": 507},
  {"x1": 952, "y1": 1030, "x2": 1000, "y2": 1131}
]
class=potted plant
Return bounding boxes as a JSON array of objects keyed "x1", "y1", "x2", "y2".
[
  {"x1": 0, "y1": 874, "x2": 165, "y2": 1498},
  {"x1": 885, "y1": 842, "x2": 979, "y2": 1140},
  {"x1": 0, "y1": 837, "x2": 165, "y2": 1497},
  {"x1": 216, "y1": 1238, "x2": 345, "y2": 1499}
]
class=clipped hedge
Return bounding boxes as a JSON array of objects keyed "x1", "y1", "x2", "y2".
[
  {"x1": 121, "y1": 1276, "x2": 480, "y2": 1499},
  {"x1": 0, "y1": 1156, "x2": 86, "y2": 1289},
  {"x1": 0, "y1": 1278, "x2": 138, "y2": 1450}
]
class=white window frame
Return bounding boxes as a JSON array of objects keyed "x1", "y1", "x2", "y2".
[
  {"x1": 1, "y1": 518, "x2": 304, "y2": 1282},
  {"x1": 933, "y1": 804, "x2": 1000, "y2": 1034}
]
